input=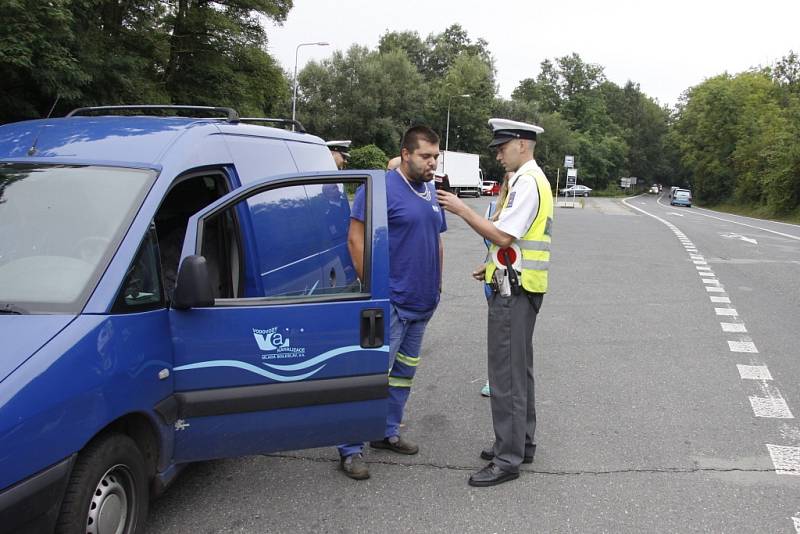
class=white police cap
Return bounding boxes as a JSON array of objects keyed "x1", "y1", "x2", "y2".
[
  {"x1": 487, "y1": 118, "x2": 544, "y2": 148},
  {"x1": 326, "y1": 140, "x2": 352, "y2": 158}
]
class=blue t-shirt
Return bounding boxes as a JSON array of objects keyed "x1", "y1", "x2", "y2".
[{"x1": 352, "y1": 169, "x2": 447, "y2": 312}]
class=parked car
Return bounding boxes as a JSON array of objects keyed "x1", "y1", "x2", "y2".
[
  {"x1": 670, "y1": 188, "x2": 692, "y2": 207},
  {"x1": 0, "y1": 106, "x2": 392, "y2": 533},
  {"x1": 559, "y1": 184, "x2": 592, "y2": 197},
  {"x1": 481, "y1": 180, "x2": 500, "y2": 196}
]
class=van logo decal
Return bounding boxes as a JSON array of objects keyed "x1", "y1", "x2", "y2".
[{"x1": 253, "y1": 327, "x2": 291, "y2": 352}]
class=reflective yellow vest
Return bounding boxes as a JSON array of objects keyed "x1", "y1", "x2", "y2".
[{"x1": 485, "y1": 165, "x2": 553, "y2": 294}]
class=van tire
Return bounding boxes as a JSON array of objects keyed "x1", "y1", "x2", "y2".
[{"x1": 55, "y1": 433, "x2": 148, "y2": 534}]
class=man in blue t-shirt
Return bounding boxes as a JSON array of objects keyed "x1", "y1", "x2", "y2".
[{"x1": 338, "y1": 125, "x2": 447, "y2": 480}]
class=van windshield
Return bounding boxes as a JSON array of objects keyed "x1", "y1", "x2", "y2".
[{"x1": 0, "y1": 164, "x2": 156, "y2": 313}]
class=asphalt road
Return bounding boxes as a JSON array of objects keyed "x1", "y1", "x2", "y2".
[{"x1": 147, "y1": 195, "x2": 800, "y2": 533}]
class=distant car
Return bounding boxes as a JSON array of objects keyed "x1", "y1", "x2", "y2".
[
  {"x1": 649, "y1": 185, "x2": 659, "y2": 194},
  {"x1": 560, "y1": 185, "x2": 592, "y2": 197},
  {"x1": 669, "y1": 186, "x2": 679, "y2": 198},
  {"x1": 481, "y1": 180, "x2": 500, "y2": 196},
  {"x1": 670, "y1": 188, "x2": 692, "y2": 207}
]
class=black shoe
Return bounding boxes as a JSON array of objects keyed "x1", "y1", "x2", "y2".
[
  {"x1": 468, "y1": 463, "x2": 519, "y2": 487},
  {"x1": 480, "y1": 444, "x2": 535, "y2": 464},
  {"x1": 339, "y1": 453, "x2": 370, "y2": 480},
  {"x1": 369, "y1": 436, "x2": 419, "y2": 455}
]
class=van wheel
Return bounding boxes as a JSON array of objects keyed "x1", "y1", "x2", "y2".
[{"x1": 56, "y1": 434, "x2": 148, "y2": 534}]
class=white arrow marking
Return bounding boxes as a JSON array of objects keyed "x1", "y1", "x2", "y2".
[{"x1": 719, "y1": 232, "x2": 758, "y2": 245}]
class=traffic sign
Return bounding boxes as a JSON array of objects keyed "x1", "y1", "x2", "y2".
[{"x1": 564, "y1": 155, "x2": 574, "y2": 168}]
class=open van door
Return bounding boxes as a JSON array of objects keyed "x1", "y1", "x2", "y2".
[{"x1": 166, "y1": 171, "x2": 390, "y2": 462}]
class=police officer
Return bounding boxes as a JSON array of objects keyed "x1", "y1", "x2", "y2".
[
  {"x1": 326, "y1": 140, "x2": 351, "y2": 170},
  {"x1": 436, "y1": 118, "x2": 552, "y2": 487}
]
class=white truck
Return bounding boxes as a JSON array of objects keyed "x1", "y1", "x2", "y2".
[{"x1": 436, "y1": 150, "x2": 482, "y2": 197}]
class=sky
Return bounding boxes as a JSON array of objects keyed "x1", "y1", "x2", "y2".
[{"x1": 265, "y1": 0, "x2": 800, "y2": 107}]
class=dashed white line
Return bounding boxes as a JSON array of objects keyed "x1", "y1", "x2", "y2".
[
  {"x1": 721, "y1": 322, "x2": 747, "y2": 332},
  {"x1": 766, "y1": 444, "x2": 800, "y2": 474},
  {"x1": 715, "y1": 308, "x2": 738, "y2": 316},
  {"x1": 750, "y1": 396, "x2": 794, "y2": 419},
  {"x1": 792, "y1": 516, "x2": 800, "y2": 533},
  {"x1": 702, "y1": 279, "x2": 720, "y2": 285},
  {"x1": 710, "y1": 296, "x2": 731, "y2": 303},
  {"x1": 696, "y1": 265, "x2": 711, "y2": 271},
  {"x1": 700, "y1": 272, "x2": 716, "y2": 277},
  {"x1": 737, "y1": 365, "x2": 772, "y2": 380},
  {"x1": 728, "y1": 340, "x2": 758, "y2": 353},
  {"x1": 706, "y1": 286, "x2": 726, "y2": 293}
]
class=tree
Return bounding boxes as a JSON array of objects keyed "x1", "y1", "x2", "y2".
[{"x1": 0, "y1": 1, "x2": 87, "y2": 121}]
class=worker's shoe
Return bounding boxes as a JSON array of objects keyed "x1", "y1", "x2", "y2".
[
  {"x1": 340, "y1": 453, "x2": 370, "y2": 480},
  {"x1": 480, "y1": 444, "x2": 535, "y2": 464},
  {"x1": 468, "y1": 463, "x2": 519, "y2": 487},
  {"x1": 369, "y1": 435, "x2": 419, "y2": 455}
]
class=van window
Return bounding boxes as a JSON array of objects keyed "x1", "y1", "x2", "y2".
[
  {"x1": 199, "y1": 179, "x2": 365, "y2": 302},
  {"x1": 0, "y1": 164, "x2": 155, "y2": 313}
]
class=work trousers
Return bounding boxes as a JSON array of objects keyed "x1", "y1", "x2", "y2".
[
  {"x1": 486, "y1": 290, "x2": 543, "y2": 473},
  {"x1": 338, "y1": 304, "x2": 432, "y2": 458}
]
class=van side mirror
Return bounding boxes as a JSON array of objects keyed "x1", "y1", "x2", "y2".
[{"x1": 172, "y1": 255, "x2": 215, "y2": 310}]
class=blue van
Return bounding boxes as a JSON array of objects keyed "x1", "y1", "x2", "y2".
[{"x1": 0, "y1": 106, "x2": 390, "y2": 533}]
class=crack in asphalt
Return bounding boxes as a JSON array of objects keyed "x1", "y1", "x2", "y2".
[{"x1": 264, "y1": 453, "x2": 783, "y2": 475}]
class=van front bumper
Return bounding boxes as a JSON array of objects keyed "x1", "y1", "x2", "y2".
[{"x1": 0, "y1": 455, "x2": 75, "y2": 534}]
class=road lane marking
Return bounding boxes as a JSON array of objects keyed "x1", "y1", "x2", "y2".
[
  {"x1": 737, "y1": 365, "x2": 772, "y2": 380},
  {"x1": 792, "y1": 516, "x2": 800, "y2": 533},
  {"x1": 766, "y1": 444, "x2": 800, "y2": 474},
  {"x1": 729, "y1": 340, "x2": 758, "y2": 353},
  {"x1": 622, "y1": 196, "x2": 800, "y2": 487},
  {"x1": 687, "y1": 210, "x2": 800, "y2": 241},
  {"x1": 720, "y1": 232, "x2": 758, "y2": 245},
  {"x1": 721, "y1": 322, "x2": 747, "y2": 332},
  {"x1": 669, "y1": 212, "x2": 685, "y2": 217},
  {"x1": 751, "y1": 396, "x2": 794, "y2": 419}
]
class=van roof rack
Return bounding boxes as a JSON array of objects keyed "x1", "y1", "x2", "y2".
[
  {"x1": 239, "y1": 118, "x2": 306, "y2": 133},
  {"x1": 66, "y1": 105, "x2": 240, "y2": 122}
]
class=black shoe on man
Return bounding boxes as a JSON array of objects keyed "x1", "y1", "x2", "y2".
[
  {"x1": 369, "y1": 435, "x2": 419, "y2": 455},
  {"x1": 480, "y1": 444, "x2": 535, "y2": 464},
  {"x1": 340, "y1": 453, "x2": 370, "y2": 480},
  {"x1": 468, "y1": 462, "x2": 519, "y2": 487}
]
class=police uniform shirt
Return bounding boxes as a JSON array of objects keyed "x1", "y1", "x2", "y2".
[{"x1": 493, "y1": 159, "x2": 542, "y2": 239}]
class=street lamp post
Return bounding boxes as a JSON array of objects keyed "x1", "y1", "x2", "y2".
[
  {"x1": 292, "y1": 41, "x2": 329, "y2": 130},
  {"x1": 444, "y1": 93, "x2": 470, "y2": 173}
]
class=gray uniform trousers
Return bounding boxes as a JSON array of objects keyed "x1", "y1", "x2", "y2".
[{"x1": 486, "y1": 289, "x2": 543, "y2": 473}]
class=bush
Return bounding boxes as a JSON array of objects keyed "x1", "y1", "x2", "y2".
[{"x1": 348, "y1": 144, "x2": 388, "y2": 170}]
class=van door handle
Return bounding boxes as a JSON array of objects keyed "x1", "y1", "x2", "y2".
[
  {"x1": 329, "y1": 268, "x2": 336, "y2": 287},
  {"x1": 360, "y1": 308, "x2": 384, "y2": 348}
]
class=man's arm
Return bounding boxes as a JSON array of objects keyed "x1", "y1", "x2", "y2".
[
  {"x1": 435, "y1": 190, "x2": 516, "y2": 247},
  {"x1": 347, "y1": 218, "x2": 365, "y2": 280}
]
